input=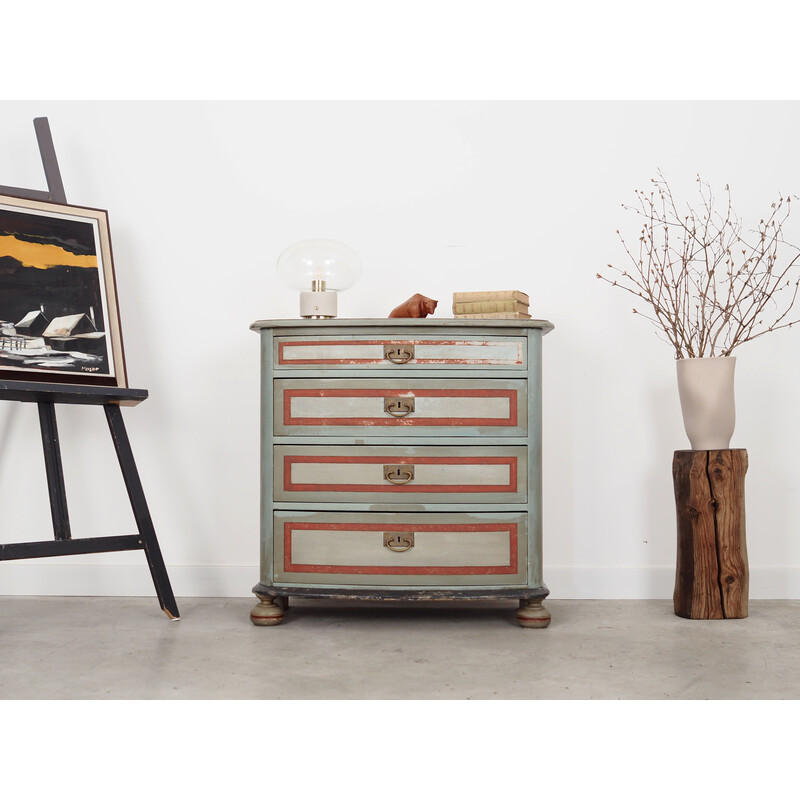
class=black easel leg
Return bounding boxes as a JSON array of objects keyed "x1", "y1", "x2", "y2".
[
  {"x1": 37, "y1": 401, "x2": 71, "y2": 540},
  {"x1": 104, "y1": 404, "x2": 180, "y2": 620},
  {"x1": 34, "y1": 117, "x2": 68, "y2": 204}
]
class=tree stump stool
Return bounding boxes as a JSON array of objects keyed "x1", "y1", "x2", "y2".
[{"x1": 672, "y1": 449, "x2": 749, "y2": 619}]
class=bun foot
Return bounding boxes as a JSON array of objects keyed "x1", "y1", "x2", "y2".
[
  {"x1": 517, "y1": 599, "x2": 551, "y2": 628},
  {"x1": 250, "y1": 593, "x2": 285, "y2": 626}
]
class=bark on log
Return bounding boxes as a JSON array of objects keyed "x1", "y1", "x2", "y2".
[{"x1": 673, "y1": 449, "x2": 749, "y2": 619}]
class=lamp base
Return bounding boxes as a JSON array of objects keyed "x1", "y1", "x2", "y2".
[{"x1": 299, "y1": 290, "x2": 337, "y2": 319}]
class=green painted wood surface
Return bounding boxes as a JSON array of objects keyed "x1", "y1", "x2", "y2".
[
  {"x1": 254, "y1": 320, "x2": 552, "y2": 595},
  {"x1": 273, "y1": 333, "x2": 528, "y2": 371},
  {"x1": 273, "y1": 377, "x2": 529, "y2": 438},
  {"x1": 259, "y1": 328, "x2": 275, "y2": 585},
  {"x1": 273, "y1": 443, "x2": 528, "y2": 504},
  {"x1": 272, "y1": 510, "x2": 528, "y2": 588},
  {"x1": 526, "y1": 330, "x2": 544, "y2": 588},
  {"x1": 252, "y1": 318, "x2": 554, "y2": 333}
]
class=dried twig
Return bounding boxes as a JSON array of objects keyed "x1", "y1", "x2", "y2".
[{"x1": 598, "y1": 171, "x2": 800, "y2": 358}]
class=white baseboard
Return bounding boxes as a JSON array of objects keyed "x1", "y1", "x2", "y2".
[
  {"x1": 0, "y1": 563, "x2": 258, "y2": 598},
  {"x1": 2, "y1": 563, "x2": 800, "y2": 599},
  {"x1": 544, "y1": 567, "x2": 800, "y2": 599}
]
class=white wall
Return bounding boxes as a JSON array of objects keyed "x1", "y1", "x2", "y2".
[{"x1": 2, "y1": 100, "x2": 800, "y2": 599}]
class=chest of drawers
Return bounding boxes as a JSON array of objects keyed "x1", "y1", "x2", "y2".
[{"x1": 249, "y1": 318, "x2": 553, "y2": 628}]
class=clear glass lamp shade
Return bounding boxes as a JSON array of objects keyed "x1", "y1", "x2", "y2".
[
  {"x1": 276, "y1": 239, "x2": 362, "y2": 293},
  {"x1": 276, "y1": 239, "x2": 362, "y2": 319}
]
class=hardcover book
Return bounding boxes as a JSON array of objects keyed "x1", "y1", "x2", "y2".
[
  {"x1": 453, "y1": 311, "x2": 532, "y2": 319},
  {"x1": 452, "y1": 290, "x2": 530, "y2": 304},
  {"x1": 452, "y1": 299, "x2": 529, "y2": 314}
]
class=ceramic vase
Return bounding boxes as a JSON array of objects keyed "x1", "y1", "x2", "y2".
[{"x1": 676, "y1": 357, "x2": 736, "y2": 451}]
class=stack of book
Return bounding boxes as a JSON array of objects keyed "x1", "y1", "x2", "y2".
[{"x1": 451, "y1": 290, "x2": 531, "y2": 319}]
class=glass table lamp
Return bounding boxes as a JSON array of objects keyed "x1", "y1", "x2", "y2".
[{"x1": 276, "y1": 239, "x2": 362, "y2": 318}]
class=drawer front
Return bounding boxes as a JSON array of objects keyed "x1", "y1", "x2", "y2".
[
  {"x1": 274, "y1": 379, "x2": 528, "y2": 437},
  {"x1": 274, "y1": 445, "x2": 527, "y2": 503},
  {"x1": 274, "y1": 335, "x2": 526, "y2": 370},
  {"x1": 273, "y1": 511, "x2": 528, "y2": 586}
]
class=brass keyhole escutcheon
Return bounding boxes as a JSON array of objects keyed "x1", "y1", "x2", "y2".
[
  {"x1": 384, "y1": 396, "x2": 415, "y2": 417},
  {"x1": 384, "y1": 532, "x2": 415, "y2": 552},
  {"x1": 384, "y1": 344, "x2": 415, "y2": 364},
  {"x1": 383, "y1": 464, "x2": 415, "y2": 484}
]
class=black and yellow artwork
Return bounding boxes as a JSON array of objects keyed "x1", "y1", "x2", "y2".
[{"x1": 0, "y1": 195, "x2": 126, "y2": 386}]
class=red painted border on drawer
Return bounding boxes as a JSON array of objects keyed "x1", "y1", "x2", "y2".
[
  {"x1": 283, "y1": 521, "x2": 519, "y2": 575},
  {"x1": 283, "y1": 455, "x2": 518, "y2": 493},
  {"x1": 282, "y1": 388, "x2": 518, "y2": 427},
  {"x1": 278, "y1": 339, "x2": 524, "y2": 366}
]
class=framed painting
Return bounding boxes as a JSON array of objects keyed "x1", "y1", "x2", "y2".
[{"x1": 0, "y1": 194, "x2": 127, "y2": 387}]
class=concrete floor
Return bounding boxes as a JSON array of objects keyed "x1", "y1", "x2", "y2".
[{"x1": 1, "y1": 597, "x2": 798, "y2": 699}]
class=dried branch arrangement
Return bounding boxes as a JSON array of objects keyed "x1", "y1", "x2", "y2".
[{"x1": 598, "y1": 171, "x2": 800, "y2": 358}]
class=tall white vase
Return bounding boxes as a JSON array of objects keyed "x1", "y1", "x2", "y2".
[{"x1": 676, "y1": 357, "x2": 736, "y2": 450}]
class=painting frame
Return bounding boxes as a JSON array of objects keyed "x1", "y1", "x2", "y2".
[{"x1": 0, "y1": 193, "x2": 127, "y2": 388}]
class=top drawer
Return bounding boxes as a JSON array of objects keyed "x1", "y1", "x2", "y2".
[{"x1": 274, "y1": 335, "x2": 526, "y2": 370}]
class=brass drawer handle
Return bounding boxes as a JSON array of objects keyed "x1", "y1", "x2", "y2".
[
  {"x1": 384, "y1": 344, "x2": 415, "y2": 364},
  {"x1": 384, "y1": 396, "x2": 415, "y2": 417},
  {"x1": 383, "y1": 464, "x2": 415, "y2": 484},
  {"x1": 384, "y1": 532, "x2": 415, "y2": 552}
]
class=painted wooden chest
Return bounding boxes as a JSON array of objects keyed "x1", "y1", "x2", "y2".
[{"x1": 249, "y1": 318, "x2": 553, "y2": 627}]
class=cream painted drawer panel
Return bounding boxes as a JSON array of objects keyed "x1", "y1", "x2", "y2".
[
  {"x1": 273, "y1": 511, "x2": 527, "y2": 587},
  {"x1": 275, "y1": 335, "x2": 526, "y2": 369},
  {"x1": 274, "y1": 379, "x2": 528, "y2": 437},
  {"x1": 274, "y1": 445, "x2": 527, "y2": 503}
]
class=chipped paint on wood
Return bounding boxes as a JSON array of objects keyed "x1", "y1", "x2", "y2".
[
  {"x1": 276, "y1": 381, "x2": 525, "y2": 433},
  {"x1": 275, "y1": 336, "x2": 526, "y2": 368},
  {"x1": 274, "y1": 445, "x2": 526, "y2": 503},
  {"x1": 273, "y1": 511, "x2": 527, "y2": 586}
]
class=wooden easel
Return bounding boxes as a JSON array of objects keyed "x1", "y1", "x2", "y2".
[{"x1": 0, "y1": 118, "x2": 179, "y2": 619}]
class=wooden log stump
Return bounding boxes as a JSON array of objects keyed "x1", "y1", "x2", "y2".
[{"x1": 672, "y1": 449, "x2": 749, "y2": 619}]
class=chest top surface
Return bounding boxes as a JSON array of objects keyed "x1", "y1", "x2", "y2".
[{"x1": 251, "y1": 318, "x2": 554, "y2": 333}]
